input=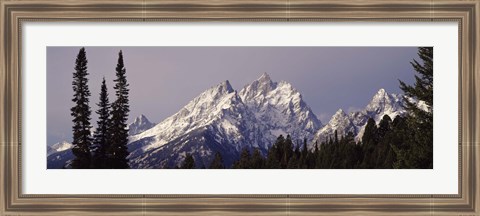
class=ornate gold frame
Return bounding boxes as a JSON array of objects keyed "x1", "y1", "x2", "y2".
[{"x1": 1, "y1": 0, "x2": 478, "y2": 215}]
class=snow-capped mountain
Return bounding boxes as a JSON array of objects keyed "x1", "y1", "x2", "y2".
[
  {"x1": 314, "y1": 109, "x2": 358, "y2": 145},
  {"x1": 363, "y1": 88, "x2": 405, "y2": 123},
  {"x1": 127, "y1": 73, "x2": 322, "y2": 168},
  {"x1": 47, "y1": 74, "x2": 415, "y2": 169},
  {"x1": 313, "y1": 88, "x2": 406, "y2": 145},
  {"x1": 47, "y1": 141, "x2": 72, "y2": 156},
  {"x1": 239, "y1": 73, "x2": 322, "y2": 145},
  {"x1": 127, "y1": 80, "x2": 259, "y2": 168},
  {"x1": 128, "y1": 114, "x2": 155, "y2": 136}
]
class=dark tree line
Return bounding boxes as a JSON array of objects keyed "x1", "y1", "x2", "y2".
[
  {"x1": 180, "y1": 47, "x2": 433, "y2": 169},
  {"x1": 70, "y1": 48, "x2": 130, "y2": 169}
]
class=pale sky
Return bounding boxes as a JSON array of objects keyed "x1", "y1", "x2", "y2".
[{"x1": 47, "y1": 47, "x2": 419, "y2": 145}]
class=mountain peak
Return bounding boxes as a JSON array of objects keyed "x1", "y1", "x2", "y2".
[
  {"x1": 258, "y1": 72, "x2": 271, "y2": 82},
  {"x1": 218, "y1": 80, "x2": 234, "y2": 93},
  {"x1": 330, "y1": 109, "x2": 348, "y2": 122},
  {"x1": 134, "y1": 114, "x2": 148, "y2": 122},
  {"x1": 375, "y1": 88, "x2": 387, "y2": 96},
  {"x1": 48, "y1": 140, "x2": 73, "y2": 156},
  {"x1": 336, "y1": 108, "x2": 344, "y2": 114},
  {"x1": 254, "y1": 73, "x2": 275, "y2": 88},
  {"x1": 128, "y1": 114, "x2": 155, "y2": 136}
]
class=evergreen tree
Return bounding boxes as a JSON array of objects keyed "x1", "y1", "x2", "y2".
[
  {"x1": 265, "y1": 144, "x2": 281, "y2": 169},
  {"x1": 181, "y1": 153, "x2": 195, "y2": 169},
  {"x1": 389, "y1": 116, "x2": 411, "y2": 168},
  {"x1": 342, "y1": 132, "x2": 358, "y2": 168},
  {"x1": 70, "y1": 47, "x2": 93, "y2": 169},
  {"x1": 398, "y1": 47, "x2": 433, "y2": 168},
  {"x1": 232, "y1": 147, "x2": 251, "y2": 169},
  {"x1": 299, "y1": 138, "x2": 309, "y2": 168},
  {"x1": 361, "y1": 118, "x2": 377, "y2": 168},
  {"x1": 287, "y1": 153, "x2": 299, "y2": 169},
  {"x1": 373, "y1": 115, "x2": 392, "y2": 168},
  {"x1": 294, "y1": 141, "x2": 301, "y2": 158},
  {"x1": 316, "y1": 141, "x2": 327, "y2": 168},
  {"x1": 362, "y1": 118, "x2": 377, "y2": 144},
  {"x1": 311, "y1": 142, "x2": 319, "y2": 168},
  {"x1": 281, "y1": 135, "x2": 294, "y2": 168},
  {"x1": 92, "y1": 78, "x2": 111, "y2": 168},
  {"x1": 108, "y1": 50, "x2": 130, "y2": 169},
  {"x1": 377, "y1": 115, "x2": 392, "y2": 139},
  {"x1": 334, "y1": 130, "x2": 339, "y2": 144},
  {"x1": 374, "y1": 115, "x2": 408, "y2": 169},
  {"x1": 352, "y1": 140, "x2": 364, "y2": 168},
  {"x1": 265, "y1": 135, "x2": 284, "y2": 168},
  {"x1": 208, "y1": 152, "x2": 225, "y2": 169},
  {"x1": 250, "y1": 148, "x2": 265, "y2": 169}
]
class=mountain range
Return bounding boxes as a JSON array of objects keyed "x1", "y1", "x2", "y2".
[
  {"x1": 313, "y1": 88, "x2": 406, "y2": 145},
  {"x1": 47, "y1": 73, "x2": 408, "y2": 169}
]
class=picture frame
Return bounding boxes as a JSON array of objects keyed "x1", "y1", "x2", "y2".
[{"x1": 1, "y1": 0, "x2": 478, "y2": 215}]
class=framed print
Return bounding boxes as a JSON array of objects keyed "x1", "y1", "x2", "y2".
[{"x1": 1, "y1": 0, "x2": 479, "y2": 215}]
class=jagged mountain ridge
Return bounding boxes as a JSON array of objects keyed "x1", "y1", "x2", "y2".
[
  {"x1": 128, "y1": 80, "x2": 262, "y2": 168},
  {"x1": 128, "y1": 74, "x2": 323, "y2": 168},
  {"x1": 313, "y1": 88, "x2": 407, "y2": 146},
  {"x1": 47, "y1": 74, "x2": 409, "y2": 169},
  {"x1": 128, "y1": 114, "x2": 156, "y2": 136},
  {"x1": 239, "y1": 73, "x2": 322, "y2": 145}
]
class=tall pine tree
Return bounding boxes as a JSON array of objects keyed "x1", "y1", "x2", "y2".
[
  {"x1": 71, "y1": 47, "x2": 93, "y2": 169},
  {"x1": 250, "y1": 148, "x2": 265, "y2": 169},
  {"x1": 232, "y1": 147, "x2": 251, "y2": 169},
  {"x1": 209, "y1": 152, "x2": 225, "y2": 169},
  {"x1": 361, "y1": 118, "x2": 377, "y2": 168},
  {"x1": 108, "y1": 50, "x2": 130, "y2": 169},
  {"x1": 181, "y1": 153, "x2": 195, "y2": 169},
  {"x1": 92, "y1": 77, "x2": 111, "y2": 169},
  {"x1": 398, "y1": 47, "x2": 433, "y2": 168}
]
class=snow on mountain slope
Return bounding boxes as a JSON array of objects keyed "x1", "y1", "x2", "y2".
[
  {"x1": 363, "y1": 88, "x2": 405, "y2": 123},
  {"x1": 239, "y1": 73, "x2": 322, "y2": 145},
  {"x1": 129, "y1": 80, "x2": 239, "y2": 150},
  {"x1": 47, "y1": 74, "x2": 420, "y2": 169},
  {"x1": 314, "y1": 109, "x2": 357, "y2": 144},
  {"x1": 127, "y1": 80, "x2": 262, "y2": 168},
  {"x1": 128, "y1": 73, "x2": 323, "y2": 168},
  {"x1": 47, "y1": 141, "x2": 72, "y2": 156},
  {"x1": 128, "y1": 114, "x2": 155, "y2": 136},
  {"x1": 314, "y1": 88, "x2": 406, "y2": 145}
]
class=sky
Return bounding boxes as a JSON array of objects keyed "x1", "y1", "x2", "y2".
[{"x1": 47, "y1": 47, "x2": 419, "y2": 145}]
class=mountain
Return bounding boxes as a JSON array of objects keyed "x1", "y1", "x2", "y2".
[
  {"x1": 127, "y1": 74, "x2": 322, "y2": 168},
  {"x1": 47, "y1": 74, "x2": 411, "y2": 169},
  {"x1": 47, "y1": 149, "x2": 74, "y2": 169},
  {"x1": 47, "y1": 141, "x2": 72, "y2": 156},
  {"x1": 128, "y1": 114, "x2": 155, "y2": 136},
  {"x1": 238, "y1": 73, "x2": 322, "y2": 145},
  {"x1": 127, "y1": 80, "x2": 258, "y2": 168},
  {"x1": 314, "y1": 109, "x2": 357, "y2": 145},
  {"x1": 313, "y1": 88, "x2": 406, "y2": 145},
  {"x1": 46, "y1": 141, "x2": 73, "y2": 169}
]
